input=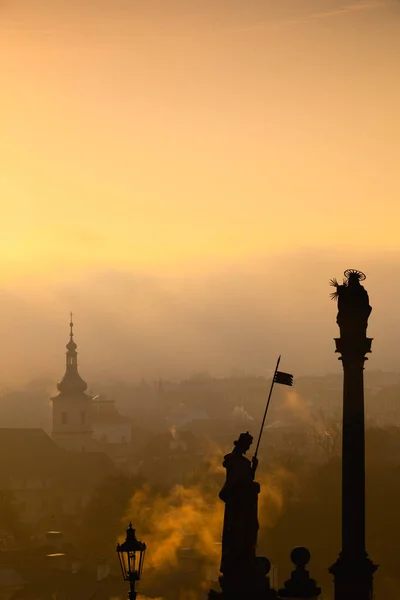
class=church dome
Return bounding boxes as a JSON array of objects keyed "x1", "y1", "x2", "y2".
[
  {"x1": 66, "y1": 337, "x2": 78, "y2": 352},
  {"x1": 56, "y1": 315, "x2": 88, "y2": 395},
  {"x1": 57, "y1": 370, "x2": 88, "y2": 394}
]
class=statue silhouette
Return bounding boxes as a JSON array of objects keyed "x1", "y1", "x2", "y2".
[
  {"x1": 330, "y1": 269, "x2": 372, "y2": 338},
  {"x1": 219, "y1": 432, "x2": 260, "y2": 576}
]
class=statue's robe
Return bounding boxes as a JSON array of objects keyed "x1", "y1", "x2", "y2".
[
  {"x1": 337, "y1": 283, "x2": 372, "y2": 337},
  {"x1": 219, "y1": 451, "x2": 260, "y2": 575}
]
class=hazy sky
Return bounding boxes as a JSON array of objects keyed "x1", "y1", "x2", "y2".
[{"x1": 1, "y1": 1, "x2": 399, "y2": 382}]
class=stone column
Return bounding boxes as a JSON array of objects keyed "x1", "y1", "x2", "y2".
[{"x1": 329, "y1": 270, "x2": 377, "y2": 600}]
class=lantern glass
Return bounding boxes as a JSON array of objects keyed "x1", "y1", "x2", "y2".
[
  {"x1": 116, "y1": 524, "x2": 146, "y2": 582},
  {"x1": 138, "y1": 548, "x2": 146, "y2": 580}
]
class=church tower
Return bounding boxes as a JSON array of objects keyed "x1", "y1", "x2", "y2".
[{"x1": 51, "y1": 315, "x2": 93, "y2": 452}]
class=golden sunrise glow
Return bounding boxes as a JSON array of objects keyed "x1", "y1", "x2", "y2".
[
  {"x1": 0, "y1": 1, "x2": 399, "y2": 282},
  {"x1": 0, "y1": 1, "x2": 399, "y2": 383}
]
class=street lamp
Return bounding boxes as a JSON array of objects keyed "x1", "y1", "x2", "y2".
[{"x1": 116, "y1": 523, "x2": 147, "y2": 600}]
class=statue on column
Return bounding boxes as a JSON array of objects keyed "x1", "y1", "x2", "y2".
[{"x1": 330, "y1": 269, "x2": 372, "y2": 338}]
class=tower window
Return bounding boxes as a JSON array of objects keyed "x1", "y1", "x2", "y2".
[
  {"x1": 62, "y1": 412, "x2": 68, "y2": 425},
  {"x1": 81, "y1": 411, "x2": 86, "y2": 425}
]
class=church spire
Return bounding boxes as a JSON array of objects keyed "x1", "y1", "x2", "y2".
[
  {"x1": 66, "y1": 312, "x2": 77, "y2": 353},
  {"x1": 57, "y1": 313, "x2": 88, "y2": 394}
]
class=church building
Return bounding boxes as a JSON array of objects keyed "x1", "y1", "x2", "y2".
[{"x1": 51, "y1": 316, "x2": 93, "y2": 452}]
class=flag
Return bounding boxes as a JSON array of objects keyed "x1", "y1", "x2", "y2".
[{"x1": 274, "y1": 371, "x2": 294, "y2": 386}]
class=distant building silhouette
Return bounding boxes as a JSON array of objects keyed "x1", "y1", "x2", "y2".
[
  {"x1": 51, "y1": 316, "x2": 93, "y2": 452},
  {"x1": 91, "y1": 394, "x2": 131, "y2": 445},
  {"x1": 0, "y1": 427, "x2": 115, "y2": 524},
  {"x1": 130, "y1": 428, "x2": 205, "y2": 486},
  {"x1": 2, "y1": 532, "x2": 127, "y2": 600}
]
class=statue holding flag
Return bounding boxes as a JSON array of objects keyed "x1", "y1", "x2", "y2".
[
  {"x1": 210, "y1": 357, "x2": 294, "y2": 599},
  {"x1": 219, "y1": 358, "x2": 294, "y2": 578}
]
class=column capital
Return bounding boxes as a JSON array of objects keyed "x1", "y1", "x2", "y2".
[{"x1": 334, "y1": 338, "x2": 373, "y2": 361}]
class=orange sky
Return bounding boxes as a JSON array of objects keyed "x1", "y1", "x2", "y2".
[
  {"x1": 0, "y1": 1, "x2": 399, "y2": 381},
  {"x1": 1, "y1": 0, "x2": 399, "y2": 282}
]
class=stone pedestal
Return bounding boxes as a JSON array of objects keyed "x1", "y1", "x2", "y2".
[
  {"x1": 329, "y1": 553, "x2": 376, "y2": 600},
  {"x1": 208, "y1": 556, "x2": 277, "y2": 600}
]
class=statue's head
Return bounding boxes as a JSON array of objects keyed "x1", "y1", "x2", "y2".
[
  {"x1": 234, "y1": 431, "x2": 253, "y2": 453},
  {"x1": 348, "y1": 273, "x2": 361, "y2": 286},
  {"x1": 344, "y1": 269, "x2": 366, "y2": 287}
]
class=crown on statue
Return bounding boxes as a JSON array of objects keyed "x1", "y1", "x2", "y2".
[{"x1": 344, "y1": 269, "x2": 366, "y2": 282}]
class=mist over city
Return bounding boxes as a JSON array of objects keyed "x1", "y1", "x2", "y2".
[
  {"x1": 1, "y1": 249, "x2": 400, "y2": 386},
  {"x1": 1, "y1": 1, "x2": 400, "y2": 600}
]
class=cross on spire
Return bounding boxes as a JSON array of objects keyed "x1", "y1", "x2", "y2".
[{"x1": 70, "y1": 312, "x2": 74, "y2": 339}]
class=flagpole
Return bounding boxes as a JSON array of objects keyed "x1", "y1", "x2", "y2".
[{"x1": 254, "y1": 355, "x2": 281, "y2": 460}]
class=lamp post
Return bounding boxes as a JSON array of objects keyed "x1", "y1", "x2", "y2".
[{"x1": 116, "y1": 523, "x2": 146, "y2": 600}]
